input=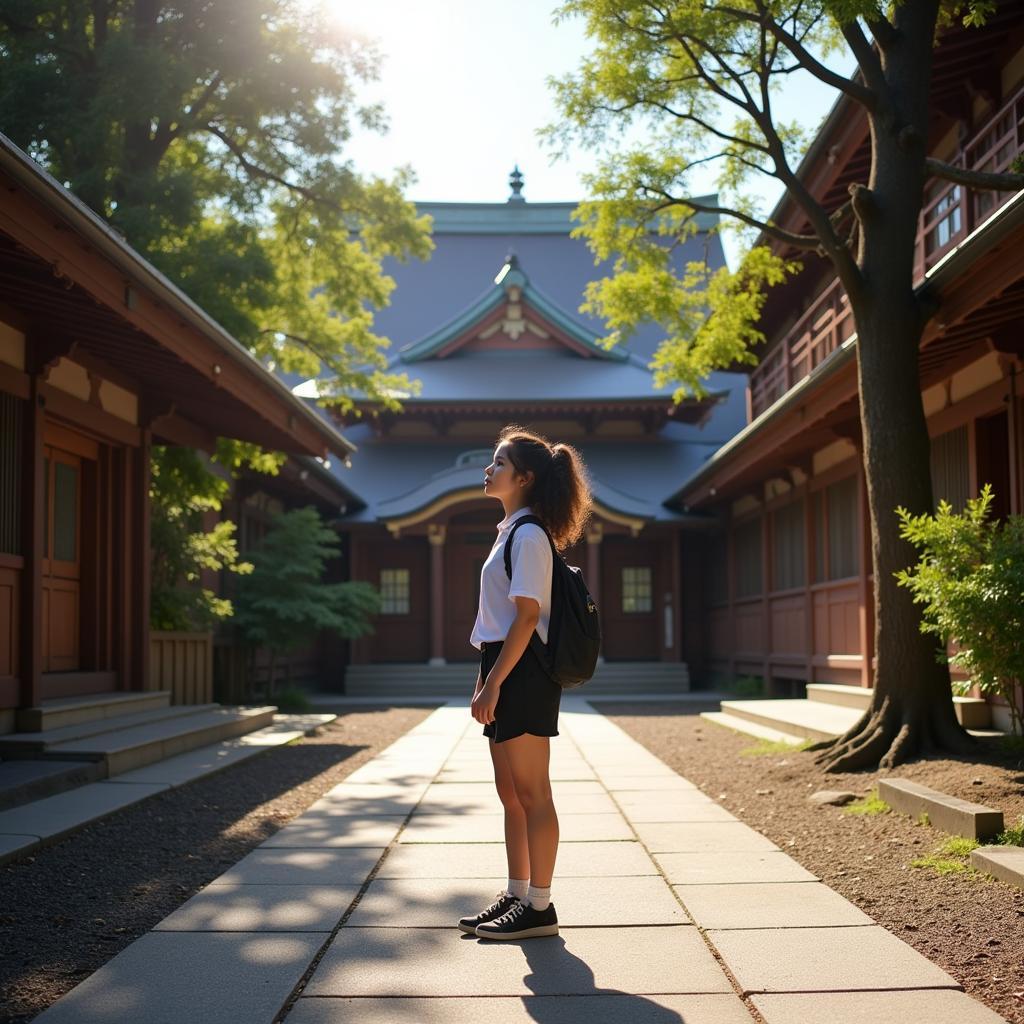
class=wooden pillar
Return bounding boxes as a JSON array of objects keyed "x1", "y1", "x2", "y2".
[
  {"x1": 428, "y1": 524, "x2": 446, "y2": 665},
  {"x1": 131, "y1": 429, "x2": 152, "y2": 691},
  {"x1": 761, "y1": 503, "x2": 771, "y2": 688},
  {"x1": 585, "y1": 521, "x2": 602, "y2": 608},
  {"x1": 665, "y1": 528, "x2": 682, "y2": 662},
  {"x1": 19, "y1": 377, "x2": 44, "y2": 708}
]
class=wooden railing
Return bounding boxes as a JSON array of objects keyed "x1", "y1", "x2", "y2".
[
  {"x1": 150, "y1": 630, "x2": 214, "y2": 705},
  {"x1": 750, "y1": 278, "x2": 853, "y2": 418},
  {"x1": 750, "y1": 81, "x2": 1024, "y2": 420}
]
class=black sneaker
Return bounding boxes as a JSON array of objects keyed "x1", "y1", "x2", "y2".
[
  {"x1": 475, "y1": 899, "x2": 559, "y2": 940},
  {"x1": 458, "y1": 890, "x2": 519, "y2": 934}
]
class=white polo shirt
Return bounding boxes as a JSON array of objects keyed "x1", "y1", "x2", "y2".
[{"x1": 469, "y1": 506, "x2": 553, "y2": 650}]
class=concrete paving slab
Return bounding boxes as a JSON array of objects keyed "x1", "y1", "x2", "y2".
[
  {"x1": 288, "y1": 993, "x2": 754, "y2": 1024},
  {"x1": 259, "y1": 815, "x2": 406, "y2": 849},
  {"x1": 415, "y1": 787, "x2": 618, "y2": 815},
  {"x1": 620, "y1": 801, "x2": 737, "y2": 823},
  {"x1": 154, "y1": 883, "x2": 359, "y2": 932},
  {"x1": 348, "y1": 875, "x2": 689, "y2": 928},
  {"x1": 0, "y1": 780, "x2": 169, "y2": 843},
  {"x1": 709, "y1": 925, "x2": 960, "y2": 994},
  {"x1": 214, "y1": 847, "x2": 381, "y2": 886},
  {"x1": 751, "y1": 989, "x2": 1010, "y2": 1024},
  {"x1": 0, "y1": 833, "x2": 39, "y2": 864},
  {"x1": 341, "y1": 764, "x2": 438, "y2": 786},
  {"x1": 674, "y1": 881, "x2": 875, "y2": 929},
  {"x1": 436, "y1": 764, "x2": 597, "y2": 782},
  {"x1": 634, "y1": 821, "x2": 779, "y2": 853},
  {"x1": 614, "y1": 789, "x2": 715, "y2": 808},
  {"x1": 304, "y1": 925, "x2": 733, "y2": 997},
  {"x1": 31, "y1": 931, "x2": 322, "y2": 1024},
  {"x1": 655, "y1": 851, "x2": 818, "y2": 885},
  {"x1": 424, "y1": 780, "x2": 607, "y2": 797},
  {"x1": 400, "y1": 812, "x2": 634, "y2": 844},
  {"x1": 378, "y1": 841, "x2": 659, "y2": 878},
  {"x1": 600, "y1": 775, "x2": 700, "y2": 791}
]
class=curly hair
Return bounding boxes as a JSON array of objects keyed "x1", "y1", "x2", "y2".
[{"x1": 497, "y1": 424, "x2": 593, "y2": 550}]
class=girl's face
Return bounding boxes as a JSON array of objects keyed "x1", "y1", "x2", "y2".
[{"x1": 483, "y1": 441, "x2": 530, "y2": 500}]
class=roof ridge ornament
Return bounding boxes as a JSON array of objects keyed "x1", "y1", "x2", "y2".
[{"x1": 508, "y1": 165, "x2": 525, "y2": 203}]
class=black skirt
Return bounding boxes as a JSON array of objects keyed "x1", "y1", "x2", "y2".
[{"x1": 480, "y1": 639, "x2": 561, "y2": 744}]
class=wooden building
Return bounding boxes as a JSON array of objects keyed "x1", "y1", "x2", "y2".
[
  {"x1": 0, "y1": 133, "x2": 354, "y2": 732},
  {"x1": 294, "y1": 189, "x2": 749, "y2": 682},
  {"x1": 670, "y1": 11, "x2": 1024, "y2": 730}
]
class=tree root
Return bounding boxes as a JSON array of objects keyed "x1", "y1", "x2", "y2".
[{"x1": 811, "y1": 697, "x2": 979, "y2": 773}]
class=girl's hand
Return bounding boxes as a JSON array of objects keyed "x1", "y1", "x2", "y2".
[{"x1": 471, "y1": 680, "x2": 500, "y2": 725}]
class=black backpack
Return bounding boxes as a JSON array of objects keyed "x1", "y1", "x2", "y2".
[{"x1": 503, "y1": 515, "x2": 601, "y2": 689}]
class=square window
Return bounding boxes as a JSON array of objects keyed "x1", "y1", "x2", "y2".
[
  {"x1": 622, "y1": 566, "x2": 653, "y2": 613},
  {"x1": 379, "y1": 568, "x2": 411, "y2": 615}
]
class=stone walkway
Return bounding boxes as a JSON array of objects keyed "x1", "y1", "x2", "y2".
[{"x1": 33, "y1": 699, "x2": 1008, "y2": 1023}]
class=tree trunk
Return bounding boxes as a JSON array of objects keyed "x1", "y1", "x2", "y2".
[{"x1": 811, "y1": 0, "x2": 977, "y2": 771}]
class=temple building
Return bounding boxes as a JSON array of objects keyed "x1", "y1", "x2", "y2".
[{"x1": 300, "y1": 171, "x2": 748, "y2": 686}]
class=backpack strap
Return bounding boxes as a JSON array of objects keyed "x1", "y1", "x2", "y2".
[{"x1": 503, "y1": 514, "x2": 549, "y2": 579}]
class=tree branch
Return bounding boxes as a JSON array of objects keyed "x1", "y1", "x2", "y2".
[
  {"x1": 641, "y1": 187, "x2": 822, "y2": 250},
  {"x1": 840, "y1": 19, "x2": 887, "y2": 99},
  {"x1": 925, "y1": 158, "x2": 1024, "y2": 192}
]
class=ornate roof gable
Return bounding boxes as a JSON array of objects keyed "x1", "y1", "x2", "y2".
[{"x1": 396, "y1": 254, "x2": 629, "y2": 364}]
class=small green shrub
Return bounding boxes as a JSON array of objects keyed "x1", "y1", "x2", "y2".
[
  {"x1": 729, "y1": 675, "x2": 765, "y2": 697},
  {"x1": 842, "y1": 788, "x2": 890, "y2": 816},
  {"x1": 895, "y1": 485, "x2": 1024, "y2": 736},
  {"x1": 996, "y1": 816, "x2": 1024, "y2": 847},
  {"x1": 916, "y1": 811, "x2": 930, "y2": 827},
  {"x1": 270, "y1": 686, "x2": 312, "y2": 713}
]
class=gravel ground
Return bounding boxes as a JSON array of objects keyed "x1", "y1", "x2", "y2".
[
  {"x1": 0, "y1": 703, "x2": 437, "y2": 1024},
  {"x1": 598, "y1": 699, "x2": 1024, "y2": 1024}
]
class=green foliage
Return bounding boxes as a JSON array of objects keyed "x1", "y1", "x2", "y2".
[
  {"x1": 272, "y1": 686, "x2": 312, "y2": 714},
  {"x1": 544, "y1": 0, "x2": 997, "y2": 399},
  {"x1": 738, "y1": 737, "x2": 815, "y2": 756},
  {"x1": 996, "y1": 816, "x2": 1024, "y2": 847},
  {"x1": 911, "y1": 835, "x2": 983, "y2": 876},
  {"x1": 895, "y1": 485, "x2": 1024, "y2": 736},
  {"x1": 149, "y1": 446, "x2": 253, "y2": 631},
  {"x1": 728, "y1": 674, "x2": 765, "y2": 697},
  {"x1": 917, "y1": 811, "x2": 931, "y2": 827},
  {"x1": 842, "y1": 788, "x2": 890, "y2": 815},
  {"x1": 0, "y1": 0, "x2": 433, "y2": 409},
  {"x1": 233, "y1": 506, "x2": 381, "y2": 692}
]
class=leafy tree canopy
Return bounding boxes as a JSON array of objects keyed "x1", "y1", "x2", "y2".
[
  {"x1": 544, "y1": 0, "x2": 1011, "y2": 401},
  {"x1": 0, "y1": 0, "x2": 433, "y2": 409}
]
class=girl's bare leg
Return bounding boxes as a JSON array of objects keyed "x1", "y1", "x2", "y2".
[
  {"x1": 488, "y1": 736, "x2": 529, "y2": 880},
  {"x1": 500, "y1": 733, "x2": 558, "y2": 887}
]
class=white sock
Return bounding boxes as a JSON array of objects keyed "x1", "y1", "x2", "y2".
[
  {"x1": 507, "y1": 877, "x2": 529, "y2": 900},
  {"x1": 527, "y1": 883, "x2": 551, "y2": 911}
]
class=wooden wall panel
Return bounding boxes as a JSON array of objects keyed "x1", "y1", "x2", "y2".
[
  {"x1": 769, "y1": 594, "x2": 806, "y2": 655},
  {"x1": 734, "y1": 600, "x2": 765, "y2": 655},
  {"x1": 0, "y1": 563, "x2": 17, "y2": 685}
]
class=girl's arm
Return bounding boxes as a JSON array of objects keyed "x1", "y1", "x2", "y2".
[{"x1": 470, "y1": 596, "x2": 539, "y2": 724}]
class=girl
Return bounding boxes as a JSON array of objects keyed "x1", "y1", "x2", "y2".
[{"x1": 458, "y1": 424, "x2": 592, "y2": 940}]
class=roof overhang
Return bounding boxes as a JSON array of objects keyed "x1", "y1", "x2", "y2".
[{"x1": 0, "y1": 132, "x2": 354, "y2": 459}]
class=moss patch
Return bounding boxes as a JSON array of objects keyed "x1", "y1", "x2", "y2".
[{"x1": 842, "y1": 788, "x2": 891, "y2": 816}]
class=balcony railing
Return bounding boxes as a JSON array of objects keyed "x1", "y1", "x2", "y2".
[{"x1": 749, "y1": 81, "x2": 1024, "y2": 421}]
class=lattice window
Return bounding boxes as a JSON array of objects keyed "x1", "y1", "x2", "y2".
[
  {"x1": 621, "y1": 566, "x2": 653, "y2": 613},
  {"x1": 772, "y1": 499, "x2": 806, "y2": 591},
  {"x1": 733, "y1": 517, "x2": 763, "y2": 598},
  {"x1": 379, "y1": 568, "x2": 411, "y2": 615},
  {"x1": 930, "y1": 425, "x2": 970, "y2": 512},
  {"x1": 0, "y1": 392, "x2": 22, "y2": 555}
]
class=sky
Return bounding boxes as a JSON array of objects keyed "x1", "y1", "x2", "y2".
[{"x1": 330, "y1": 0, "x2": 852, "y2": 267}]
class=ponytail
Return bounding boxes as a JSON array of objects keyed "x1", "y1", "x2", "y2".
[{"x1": 498, "y1": 425, "x2": 593, "y2": 549}]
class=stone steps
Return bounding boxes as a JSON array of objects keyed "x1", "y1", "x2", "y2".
[
  {"x1": 344, "y1": 661, "x2": 690, "y2": 697},
  {"x1": 0, "y1": 703, "x2": 278, "y2": 807},
  {"x1": 699, "y1": 710, "x2": 808, "y2": 746},
  {"x1": 718, "y1": 698, "x2": 861, "y2": 742},
  {"x1": 15, "y1": 690, "x2": 173, "y2": 732},
  {"x1": 807, "y1": 682, "x2": 991, "y2": 728}
]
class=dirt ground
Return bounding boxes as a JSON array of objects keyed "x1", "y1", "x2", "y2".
[
  {"x1": 599, "y1": 699, "x2": 1024, "y2": 1024},
  {"x1": 0, "y1": 704, "x2": 437, "y2": 1024}
]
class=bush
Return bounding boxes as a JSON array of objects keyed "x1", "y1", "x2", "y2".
[{"x1": 895, "y1": 485, "x2": 1024, "y2": 736}]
